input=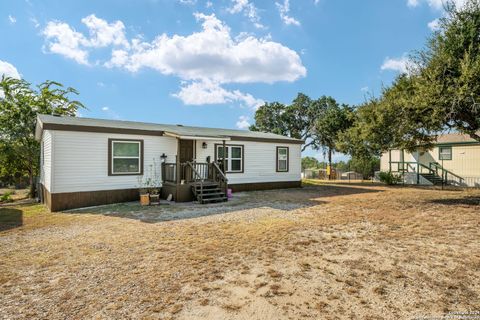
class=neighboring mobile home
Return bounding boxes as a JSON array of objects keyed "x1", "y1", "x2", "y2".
[
  {"x1": 380, "y1": 133, "x2": 480, "y2": 187},
  {"x1": 36, "y1": 114, "x2": 303, "y2": 211}
]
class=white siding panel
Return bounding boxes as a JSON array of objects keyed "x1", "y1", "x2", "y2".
[
  {"x1": 52, "y1": 131, "x2": 177, "y2": 193},
  {"x1": 195, "y1": 140, "x2": 301, "y2": 184},
  {"x1": 40, "y1": 130, "x2": 53, "y2": 191}
]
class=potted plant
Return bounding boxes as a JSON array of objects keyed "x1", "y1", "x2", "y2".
[
  {"x1": 149, "y1": 188, "x2": 160, "y2": 205},
  {"x1": 139, "y1": 188, "x2": 150, "y2": 206},
  {"x1": 137, "y1": 159, "x2": 162, "y2": 206}
]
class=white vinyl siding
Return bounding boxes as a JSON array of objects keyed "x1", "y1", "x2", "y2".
[
  {"x1": 40, "y1": 130, "x2": 53, "y2": 191},
  {"x1": 51, "y1": 131, "x2": 177, "y2": 193},
  {"x1": 196, "y1": 140, "x2": 301, "y2": 184}
]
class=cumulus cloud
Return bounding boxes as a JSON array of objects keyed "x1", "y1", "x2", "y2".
[
  {"x1": 0, "y1": 60, "x2": 20, "y2": 80},
  {"x1": 42, "y1": 13, "x2": 305, "y2": 107},
  {"x1": 276, "y1": 0, "x2": 300, "y2": 26},
  {"x1": 43, "y1": 21, "x2": 90, "y2": 65},
  {"x1": 381, "y1": 55, "x2": 410, "y2": 73},
  {"x1": 236, "y1": 115, "x2": 251, "y2": 129},
  {"x1": 172, "y1": 80, "x2": 264, "y2": 108},
  {"x1": 81, "y1": 14, "x2": 129, "y2": 48},
  {"x1": 42, "y1": 14, "x2": 128, "y2": 65},
  {"x1": 227, "y1": 0, "x2": 265, "y2": 29},
  {"x1": 428, "y1": 18, "x2": 441, "y2": 30},
  {"x1": 107, "y1": 13, "x2": 305, "y2": 84},
  {"x1": 0, "y1": 60, "x2": 21, "y2": 98}
]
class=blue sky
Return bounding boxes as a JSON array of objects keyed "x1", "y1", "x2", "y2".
[{"x1": 0, "y1": 0, "x2": 456, "y2": 161}]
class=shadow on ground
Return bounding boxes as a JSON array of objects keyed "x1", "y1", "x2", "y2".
[
  {"x1": 0, "y1": 208, "x2": 23, "y2": 231},
  {"x1": 428, "y1": 196, "x2": 480, "y2": 206},
  {"x1": 69, "y1": 184, "x2": 383, "y2": 223}
]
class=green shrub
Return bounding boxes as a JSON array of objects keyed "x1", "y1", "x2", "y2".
[
  {"x1": 378, "y1": 171, "x2": 402, "y2": 185},
  {"x1": 0, "y1": 191, "x2": 14, "y2": 203}
]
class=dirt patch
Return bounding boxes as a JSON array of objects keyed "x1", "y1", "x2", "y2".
[{"x1": 1, "y1": 182, "x2": 479, "y2": 319}]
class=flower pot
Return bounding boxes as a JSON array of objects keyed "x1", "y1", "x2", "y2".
[
  {"x1": 140, "y1": 194, "x2": 150, "y2": 206},
  {"x1": 149, "y1": 194, "x2": 160, "y2": 205}
]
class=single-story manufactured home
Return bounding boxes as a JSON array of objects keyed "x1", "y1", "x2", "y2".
[
  {"x1": 380, "y1": 132, "x2": 480, "y2": 187},
  {"x1": 36, "y1": 114, "x2": 303, "y2": 211}
]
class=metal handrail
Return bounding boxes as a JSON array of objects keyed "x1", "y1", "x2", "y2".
[{"x1": 429, "y1": 162, "x2": 464, "y2": 182}]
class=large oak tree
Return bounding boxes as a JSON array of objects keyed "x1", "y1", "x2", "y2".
[{"x1": 0, "y1": 77, "x2": 84, "y2": 197}]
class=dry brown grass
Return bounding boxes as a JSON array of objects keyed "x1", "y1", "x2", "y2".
[{"x1": 1, "y1": 181, "x2": 479, "y2": 319}]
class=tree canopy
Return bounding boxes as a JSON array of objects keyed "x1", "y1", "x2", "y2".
[
  {"x1": 0, "y1": 76, "x2": 84, "y2": 196},
  {"x1": 250, "y1": 93, "x2": 326, "y2": 151},
  {"x1": 339, "y1": 0, "x2": 480, "y2": 157}
]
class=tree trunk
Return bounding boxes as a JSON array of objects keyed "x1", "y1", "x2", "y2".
[
  {"x1": 29, "y1": 167, "x2": 35, "y2": 199},
  {"x1": 328, "y1": 148, "x2": 333, "y2": 180}
]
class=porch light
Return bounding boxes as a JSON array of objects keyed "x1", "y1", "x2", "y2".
[
  {"x1": 160, "y1": 153, "x2": 167, "y2": 162},
  {"x1": 202, "y1": 142, "x2": 208, "y2": 149}
]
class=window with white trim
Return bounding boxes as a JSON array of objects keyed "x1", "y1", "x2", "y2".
[
  {"x1": 110, "y1": 140, "x2": 142, "y2": 174},
  {"x1": 277, "y1": 147, "x2": 289, "y2": 172},
  {"x1": 439, "y1": 146, "x2": 452, "y2": 160},
  {"x1": 216, "y1": 145, "x2": 243, "y2": 173}
]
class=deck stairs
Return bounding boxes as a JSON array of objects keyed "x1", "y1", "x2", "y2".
[
  {"x1": 419, "y1": 173, "x2": 445, "y2": 185},
  {"x1": 192, "y1": 181, "x2": 228, "y2": 204}
]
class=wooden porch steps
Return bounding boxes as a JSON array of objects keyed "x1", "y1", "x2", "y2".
[
  {"x1": 192, "y1": 182, "x2": 228, "y2": 204},
  {"x1": 420, "y1": 173, "x2": 445, "y2": 185}
]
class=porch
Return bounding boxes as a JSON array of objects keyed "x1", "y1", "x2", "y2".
[
  {"x1": 388, "y1": 158, "x2": 464, "y2": 186},
  {"x1": 161, "y1": 161, "x2": 228, "y2": 203}
]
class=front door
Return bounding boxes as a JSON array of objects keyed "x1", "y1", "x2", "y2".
[{"x1": 179, "y1": 139, "x2": 194, "y2": 163}]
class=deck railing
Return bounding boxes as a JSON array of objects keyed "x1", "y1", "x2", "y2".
[
  {"x1": 389, "y1": 161, "x2": 464, "y2": 185},
  {"x1": 161, "y1": 161, "x2": 227, "y2": 186}
]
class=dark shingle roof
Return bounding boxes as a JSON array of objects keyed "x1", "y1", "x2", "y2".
[{"x1": 36, "y1": 114, "x2": 304, "y2": 144}]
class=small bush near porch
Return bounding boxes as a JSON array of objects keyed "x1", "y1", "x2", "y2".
[{"x1": 1, "y1": 181, "x2": 479, "y2": 319}]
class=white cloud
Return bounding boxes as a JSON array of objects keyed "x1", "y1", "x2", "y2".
[
  {"x1": 407, "y1": 0, "x2": 420, "y2": 7},
  {"x1": 101, "y1": 106, "x2": 120, "y2": 119},
  {"x1": 172, "y1": 80, "x2": 263, "y2": 108},
  {"x1": 381, "y1": 55, "x2": 410, "y2": 73},
  {"x1": 42, "y1": 14, "x2": 129, "y2": 65},
  {"x1": 42, "y1": 13, "x2": 305, "y2": 108},
  {"x1": 360, "y1": 86, "x2": 369, "y2": 92},
  {"x1": 428, "y1": 18, "x2": 441, "y2": 30},
  {"x1": 227, "y1": 0, "x2": 265, "y2": 29},
  {"x1": 206, "y1": 1, "x2": 213, "y2": 8},
  {"x1": 407, "y1": 0, "x2": 466, "y2": 9},
  {"x1": 276, "y1": 0, "x2": 300, "y2": 26},
  {"x1": 81, "y1": 14, "x2": 129, "y2": 48},
  {"x1": 236, "y1": 115, "x2": 251, "y2": 129},
  {"x1": 42, "y1": 21, "x2": 90, "y2": 65},
  {"x1": 8, "y1": 15, "x2": 16, "y2": 24},
  {"x1": 0, "y1": 60, "x2": 21, "y2": 79},
  {"x1": 178, "y1": 0, "x2": 197, "y2": 4},
  {"x1": 108, "y1": 13, "x2": 305, "y2": 84}
]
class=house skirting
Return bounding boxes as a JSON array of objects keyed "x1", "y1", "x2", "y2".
[
  {"x1": 40, "y1": 184, "x2": 139, "y2": 212},
  {"x1": 229, "y1": 180, "x2": 302, "y2": 192},
  {"x1": 40, "y1": 180, "x2": 302, "y2": 212}
]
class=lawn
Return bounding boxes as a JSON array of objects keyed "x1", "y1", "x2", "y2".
[{"x1": 1, "y1": 181, "x2": 479, "y2": 319}]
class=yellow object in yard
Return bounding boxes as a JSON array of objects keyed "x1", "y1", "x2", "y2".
[
  {"x1": 326, "y1": 165, "x2": 331, "y2": 176},
  {"x1": 140, "y1": 194, "x2": 150, "y2": 206}
]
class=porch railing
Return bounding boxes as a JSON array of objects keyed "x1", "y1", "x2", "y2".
[
  {"x1": 161, "y1": 161, "x2": 228, "y2": 187},
  {"x1": 212, "y1": 162, "x2": 228, "y2": 195}
]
